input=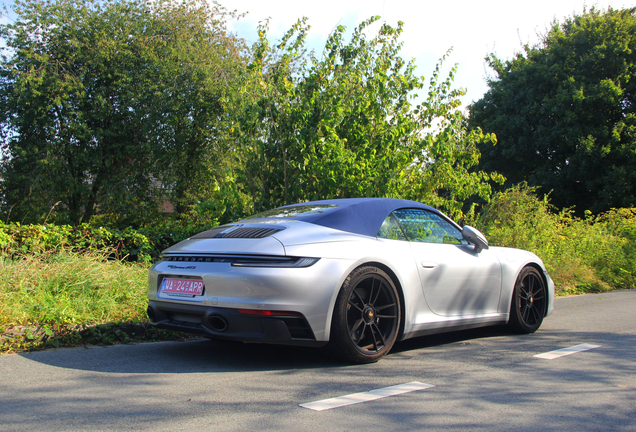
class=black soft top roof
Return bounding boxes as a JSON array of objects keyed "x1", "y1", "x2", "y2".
[{"x1": 243, "y1": 198, "x2": 448, "y2": 237}]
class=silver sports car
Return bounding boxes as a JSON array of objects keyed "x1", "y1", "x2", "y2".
[{"x1": 147, "y1": 198, "x2": 554, "y2": 363}]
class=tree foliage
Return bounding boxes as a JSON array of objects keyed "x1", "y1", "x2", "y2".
[
  {"x1": 237, "y1": 17, "x2": 501, "y2": 219},
  {"x1": 470, "y1": 7, "x2": 636, "y2": 214},
  {"x1": 1, "y1": 3, "x2": 502, "y2": 225},
  {"x1": 0, "y1": 0, "x2": 244, "y2": 225}
]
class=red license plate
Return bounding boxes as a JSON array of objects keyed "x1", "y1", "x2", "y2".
[{"x1": 161, "y1": 278, "x2": 204, "y2": 296}]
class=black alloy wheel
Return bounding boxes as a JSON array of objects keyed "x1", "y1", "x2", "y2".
[
  {"x1": 508, "y1": 266, "x2": 547, "y2": 333},
  {"x1": 329, "y1": 266, "x2": 401, "y2": 363}
]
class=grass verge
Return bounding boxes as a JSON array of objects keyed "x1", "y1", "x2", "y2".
[{"x1": 0, "y1": 251, "x2": 189, "y2": 354}]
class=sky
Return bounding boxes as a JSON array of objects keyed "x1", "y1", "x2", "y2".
[{"x1": 221, "y1": 0, "x2": 635, "y2": 106}]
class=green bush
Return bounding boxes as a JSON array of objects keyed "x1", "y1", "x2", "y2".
[
  {"x1": 475, "y1": 185, "x2": 635, "y2": 294},
  {"x1": 589, "y1": 208, "x2": 636, "y2": 289}
]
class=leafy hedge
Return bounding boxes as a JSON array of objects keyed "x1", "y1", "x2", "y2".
[{"x1": 0, "y1": 220, "x2": 217, "y2": 262}]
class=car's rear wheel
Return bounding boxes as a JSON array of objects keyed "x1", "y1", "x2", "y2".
[
  {"x1": 329, "y1": 266, "x2": 401, "y2": 363},
  {"x1": 508, "y1": 266, "x2": 547, "y2": 333}
]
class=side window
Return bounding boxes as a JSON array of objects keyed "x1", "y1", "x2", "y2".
[
  {"x1": 392, "y1": 209, "x2": 467, "y2": 245},
  {"x1": 377, "y1": 213, "x2": 407, "y2": 240}
]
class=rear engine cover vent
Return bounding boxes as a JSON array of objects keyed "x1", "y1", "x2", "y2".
[
  {"x1": 190, "y1": 226, "x2": 283, "y2": 240},
  {"x1": 189, "y1": 227, "x2": 228, "y2": 239}
]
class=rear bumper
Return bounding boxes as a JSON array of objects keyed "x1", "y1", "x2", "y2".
[{"x1": 147, "y1": 300, "x2": 326, "y2": 347}]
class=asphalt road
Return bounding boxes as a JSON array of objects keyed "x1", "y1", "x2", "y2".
[{"x1": 1, "y1": 290, "x2": 634, "y2": 431}]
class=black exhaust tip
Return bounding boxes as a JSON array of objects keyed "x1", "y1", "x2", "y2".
[
  {"x1": 208, "y1": 315, "x2": 228, "y2": 332},
  {"x1": 147, "y1": 305, "x2": 156, "y2": 322}
]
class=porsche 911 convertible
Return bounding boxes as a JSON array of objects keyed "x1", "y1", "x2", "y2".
[{"x1": 147, "y1": 198, "x2": 554, "y2": 363}]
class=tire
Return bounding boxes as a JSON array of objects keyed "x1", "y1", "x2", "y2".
[
  {"x1": 329, "y1": 266, "x2": 401, "y2": 363},
  {"x1": 508, "y1": 266, "x2": 547, "y2": 334}
]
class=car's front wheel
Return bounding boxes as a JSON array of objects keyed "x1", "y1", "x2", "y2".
[
  {"x1": 329, "y1": 266, "x2": 401, "y2": 363},
  {"x1": 508, "y1": 266, "x2": 547, "y2": 333}
]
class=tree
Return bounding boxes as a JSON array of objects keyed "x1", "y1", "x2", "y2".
[
  {"x1": 236, "y1": 17, "x2": 501, "y2": 219},
  {"x1": 0, "y1": 0, "x2": 244, "y2": 225},
  {"x1": 142, "y1": 0, "x2": 246, "y2": 217},
  {"x1": 0, "y1": 0, "x2": 155, "y2": 224},
  {"x1": 469, "y1": 7, "x2": 636, "y2": 214}
]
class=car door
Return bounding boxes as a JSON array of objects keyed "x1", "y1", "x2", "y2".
[{"x1": 391, "y1": 209, "x2": 502, "y2": 317}]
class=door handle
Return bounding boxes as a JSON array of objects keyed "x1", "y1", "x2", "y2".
[{"x1": 421, "y1": 261, "x2": 439, "y2": 269}]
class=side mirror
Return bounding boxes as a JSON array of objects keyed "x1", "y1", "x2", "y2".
[{"x1": 462, "y1": 226, "x2": 489, "y2": 253}]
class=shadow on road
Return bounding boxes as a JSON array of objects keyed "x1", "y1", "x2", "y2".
[
  {"x1": 13, "y1": 325, "x2": 515, "y2": 374},
  {"x1": 16, "y1": 322, "x2": 633, "y2": 375}
]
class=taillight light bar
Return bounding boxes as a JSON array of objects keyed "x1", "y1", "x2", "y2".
[{"x1": 238, "y1": 309, "x2": 303, "y2": 317}]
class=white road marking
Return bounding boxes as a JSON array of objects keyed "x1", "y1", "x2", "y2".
[
  {"x1": 299, "y1": 381, "x2": 435, "y2": 411},
  {"x1": 534, "y1": 343, "x2": 601, "y2": 360}
]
